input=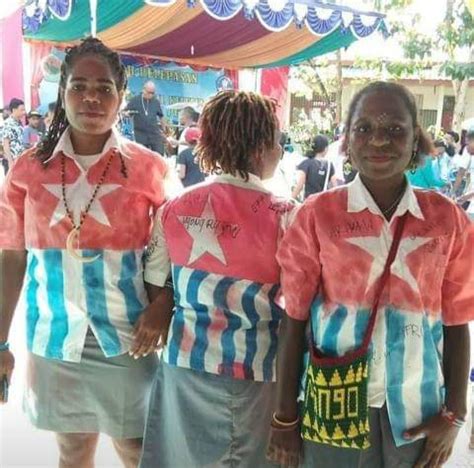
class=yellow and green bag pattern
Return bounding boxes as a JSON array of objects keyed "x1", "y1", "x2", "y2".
[
  {"x1": 301, "y1": 215, "x2": 407, "y2": 450},
  {"x1": 301, "y1": 353, "x2": 371, "y2": 449}
]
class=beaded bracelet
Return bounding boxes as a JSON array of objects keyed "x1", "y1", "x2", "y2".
[
  {"x1": 441, "y1": 405, "x2": 465, "y2": 428},
  {"x1": 0, "y1": 342, "x2": 10, "y2": 352}
]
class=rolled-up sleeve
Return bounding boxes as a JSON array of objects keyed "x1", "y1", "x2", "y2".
[
  {"x1": 0, "y1": 161, "x2": 26, "y2": 249},
  {"x1": 441, "y1": 208, "x2": 474, "y2": 325},
  {"x1": 277, "y1": 201, "x2": 321, "y2": 321}
]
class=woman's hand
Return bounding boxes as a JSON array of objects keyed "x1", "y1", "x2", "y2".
[
  {"x1": 130, "y1": 300, "x2": 174, "y2": 359},
  {"x1": 404, "y1": 413, "x2": 460, "y2": 467},
  {"x1": 266, "y1": 424, "x2": 302, "y2": 468},
  {"x1": 0, "y1": 350, "x2": 15, "y2": 404}
]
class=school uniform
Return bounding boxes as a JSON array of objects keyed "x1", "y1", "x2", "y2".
[
  {"x1": 0, "y1": 127, "x2": 168, "y2": 438},
  {"x1": 141, "y1": 173, "x2": 295, "y2": 467},
  {"x1": 277, "y1": 175, "x2": 474, "y2": 467}
]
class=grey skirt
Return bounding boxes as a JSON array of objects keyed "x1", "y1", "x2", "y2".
[
  {"x1": 24, "y1": 330, "x2": 158, "y2": 439},
  {"x1": 140, "y1": 361, "x2": 279, "y2": 468}
]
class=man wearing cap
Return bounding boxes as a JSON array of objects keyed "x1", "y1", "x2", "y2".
[
  {"x1": 125, "y1": 81, "x2": 165, "y2": 154},
  {"x1": 23, "y1": 110, "x2": 44, "y2": 150},
  {"x1": 176, "y1": 127, "x2": 206, "y2": 187}
]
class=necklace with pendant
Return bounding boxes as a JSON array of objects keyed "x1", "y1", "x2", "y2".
[
  {"x1": 141, "y1": 95, "x2": 149, "y2": 116},
  {"x1": 61, "y1": 151, "x2": 115, "y2": 263}
]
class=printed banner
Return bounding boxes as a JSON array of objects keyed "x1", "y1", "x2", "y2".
[{"x1": 33, "y1": 47, "x2": 234, "y2": 122}]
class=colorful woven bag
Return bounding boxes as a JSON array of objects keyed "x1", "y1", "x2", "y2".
[{"x1": 301, "y1": 215, "x2": 407, "y2": 450}]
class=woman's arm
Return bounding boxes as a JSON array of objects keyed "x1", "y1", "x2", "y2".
[
  {"x1": 443, "y1": 324, "x2": 470, "y2": 418},
  {"x1": 0, "y1": 250, "x2": 27, "y2": 344},
  {"x1": 275, "y1": 316, "x2": 307, "y2": 420},
  {"x1": 266, "y1": 315, "x2": 306, "y2": 467},
  {"x1": 291, "y1": 170, "x2": 306, "y2": 199},
  {"x1": 0, "y1": 249, "x2": 27, "y2": 401}
]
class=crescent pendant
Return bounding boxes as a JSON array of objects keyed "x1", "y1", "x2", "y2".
[{"x1": 66, "y1": 228, "x2": 100, "y2": 263}]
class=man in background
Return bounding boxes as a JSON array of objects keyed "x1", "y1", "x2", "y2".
[
  {"x1": 167, "y1": 106, "x2": 199, "y2": 155},
  {"x1": 2, "y1": 98, "x2": 26, "y2": 173},
  {"x1": 176, "y1": 127, "x2": 205, "y2": 187},
  {"x1": 23, "y1": 110, "x2": 44, "y2": 149},
  {"x1": 125, "y1": 81, "x2": 165, "y2": 154}
]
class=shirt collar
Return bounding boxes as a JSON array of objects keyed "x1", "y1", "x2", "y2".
[
  {"x1": 44, "y1": 126, "x2": 130, "y2": 163},
  {"x1": 211, "y1": 172, "x2": 270, "y2": 194},
  {"x1": 347, "y1": 174, "x2": 425, "y2": 221}
]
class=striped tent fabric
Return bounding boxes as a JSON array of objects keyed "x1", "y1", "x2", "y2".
[{"x1": 22, "y1": 0, "x2": 388, "y2": 69}]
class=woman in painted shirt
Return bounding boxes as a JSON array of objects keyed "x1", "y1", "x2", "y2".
[
  {"x1": 267, "y1": 82, "x2": 474, "y2": 468},
  {"x1": 0, "y1": 38, "x2": 172, "y2": 467},
  {"x1": 140, "y1": 91, "x2": 295, "y2": 467}
]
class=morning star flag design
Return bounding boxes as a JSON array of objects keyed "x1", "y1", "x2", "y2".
[
  {"x1": 277, "y1": 176, "x2": 474, "y2": 446},
  {"x1": 0, "y1": 131, "x2": 168, "y2": 362},
  {"x1": 144, "y1": 173, "x2": 296, "y2": 382}
]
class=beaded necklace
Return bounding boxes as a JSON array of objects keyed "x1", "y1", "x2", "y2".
[
  {"x1": 141, "y1": 95, "x2": 150, "y2": 116},
  {"x1": 61, "y1": 150, "x2": 115, "y2": 262}
]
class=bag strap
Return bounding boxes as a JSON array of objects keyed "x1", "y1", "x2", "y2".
[
  {"x1": 360, "y1": 213, "x2": 407, "y2": 350},
  {"x1": 309, "y1": 213, "x2": 407, "y2": 366},
  {"x1": 323, "y1": 160, "x2": 331, "y2": 192}
]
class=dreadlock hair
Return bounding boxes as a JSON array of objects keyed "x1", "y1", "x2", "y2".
[
  {"x1": 343, "y1": 81, "x2": 434, "y2": 164},
  {"x1": 196, "y1": 91, "x2": 278, "y2": 180},
  {"x1": 35, "y1": 37, "x2": 128, "y2": 174}
]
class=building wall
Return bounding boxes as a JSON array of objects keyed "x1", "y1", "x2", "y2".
[{"x1": 340, "y1": 82, "x2": 474, "y2": 130}]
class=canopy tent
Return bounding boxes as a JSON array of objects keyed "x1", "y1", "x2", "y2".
[{"x1": 22, "y1": 0, "x2": 388, "y2": 69}]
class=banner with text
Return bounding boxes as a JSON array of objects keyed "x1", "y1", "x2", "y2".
[{"x1": 33, "y1": 48, "x2": 234, "y2": 121}]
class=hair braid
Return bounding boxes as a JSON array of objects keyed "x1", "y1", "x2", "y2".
[
  {"x1": 35, "y1": 37, "x2": 128, "y2": 173},
  {"x1": 197, "y1": 91, "x2": 278, "y2": 180}
]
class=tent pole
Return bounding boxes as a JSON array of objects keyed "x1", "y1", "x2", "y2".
[{"x1": 89, "y1": 0, "x2": 98, "y2": 37}]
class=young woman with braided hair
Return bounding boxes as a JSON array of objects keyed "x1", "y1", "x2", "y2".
[
  {"x1": 0, "y1": 37, "x2": 173, "y2": 467},
  {"x1": 140, "y1": 90, "x2": 295, "y2": 467}
]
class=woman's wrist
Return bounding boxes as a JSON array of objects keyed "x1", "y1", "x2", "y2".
[
  {"x1": 441, "y1": 405, "x2": 466, "y2": 428},
  {"x1": 271, "y1": 412, "x2": 300, "y2": 431}
]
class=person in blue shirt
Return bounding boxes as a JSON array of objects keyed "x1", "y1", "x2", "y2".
[{"x1": 406, "y1": 141, "x2": 448, "y2": 191}]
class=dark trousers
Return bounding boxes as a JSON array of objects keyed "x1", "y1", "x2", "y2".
[
  {"x1": 301, "y1": 406, "x2": 425, "y2": 468},
  {"x1": 134, "y1": 131, "x2": 164, "y2": 155}
]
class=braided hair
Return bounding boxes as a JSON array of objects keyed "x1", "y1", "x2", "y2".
[
  {"x1": 196, "y1": 91, "x2": 278, "y2": 180},
  {"x1": 35, "y1": 37, "x2": 127, "y2": 167}
]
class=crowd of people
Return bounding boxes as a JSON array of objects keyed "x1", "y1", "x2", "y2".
[{"x1": 0, "y1": 37, "x2": 473, "y2": 468}]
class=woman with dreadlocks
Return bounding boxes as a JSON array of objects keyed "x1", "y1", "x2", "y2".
[
  {"x1": 0, "y1": 37, "x2": 173, "y2": 467},
  {"x1": 139, "y1": 90, "x2": 295, "y2": 467}
]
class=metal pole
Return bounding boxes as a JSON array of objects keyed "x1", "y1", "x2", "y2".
[{"x1": 89, "y1": 0, "x2": 98, "y2": 37}]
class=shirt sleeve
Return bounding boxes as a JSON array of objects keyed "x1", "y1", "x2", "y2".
[
  {"x1": 2, "y1": 122, "x2": 13, "y2": 142},
  {"x1": 329, "y1": 162, "x2": 336, "y2": 179},
  {"x1": 22, "y1": 127, "x2": 30, "y2": 146},
  {"x1": 125, "y1": 96, "x2": 138, "y2": 111},
  {"x1": 297, "y1": 159, "x2": 308, "y2": 173},
  {"x1": 0, "y1": 160, "x2": 27, "y2": 249},
  {"x1": 277, "y1": 201, "x2": 322, "y2": 321},
  {"x1": 458, "y1": 153, "x2": 471, "y2": 170},
  {"x1": 441, "y1": 208, "x2": 474, "y2": 325},
  {"x1": 176, "y1": 150, "x2": 186, "y2": 165},
  {"x1": 144, "y1": 205, "x2": 171, "y2": 287},
  {"x1": 156, "y1": 100, "x2": 164, "y2": 118}
]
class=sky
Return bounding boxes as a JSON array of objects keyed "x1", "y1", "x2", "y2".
[{"x1": 343, "y1": 0, "x2": 448, "y2": 60}]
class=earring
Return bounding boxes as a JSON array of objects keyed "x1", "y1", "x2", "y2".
[
  {"x1": 408, "y1": 149, "x2": 418, "y2": 174},
  {"x1": 343, "y1": 158, "x2": 353, "y2": 174}
]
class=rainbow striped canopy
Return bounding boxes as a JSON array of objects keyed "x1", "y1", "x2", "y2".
[{"x1": 23, "y1": 0, "x2": 388, "y2": 69}]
